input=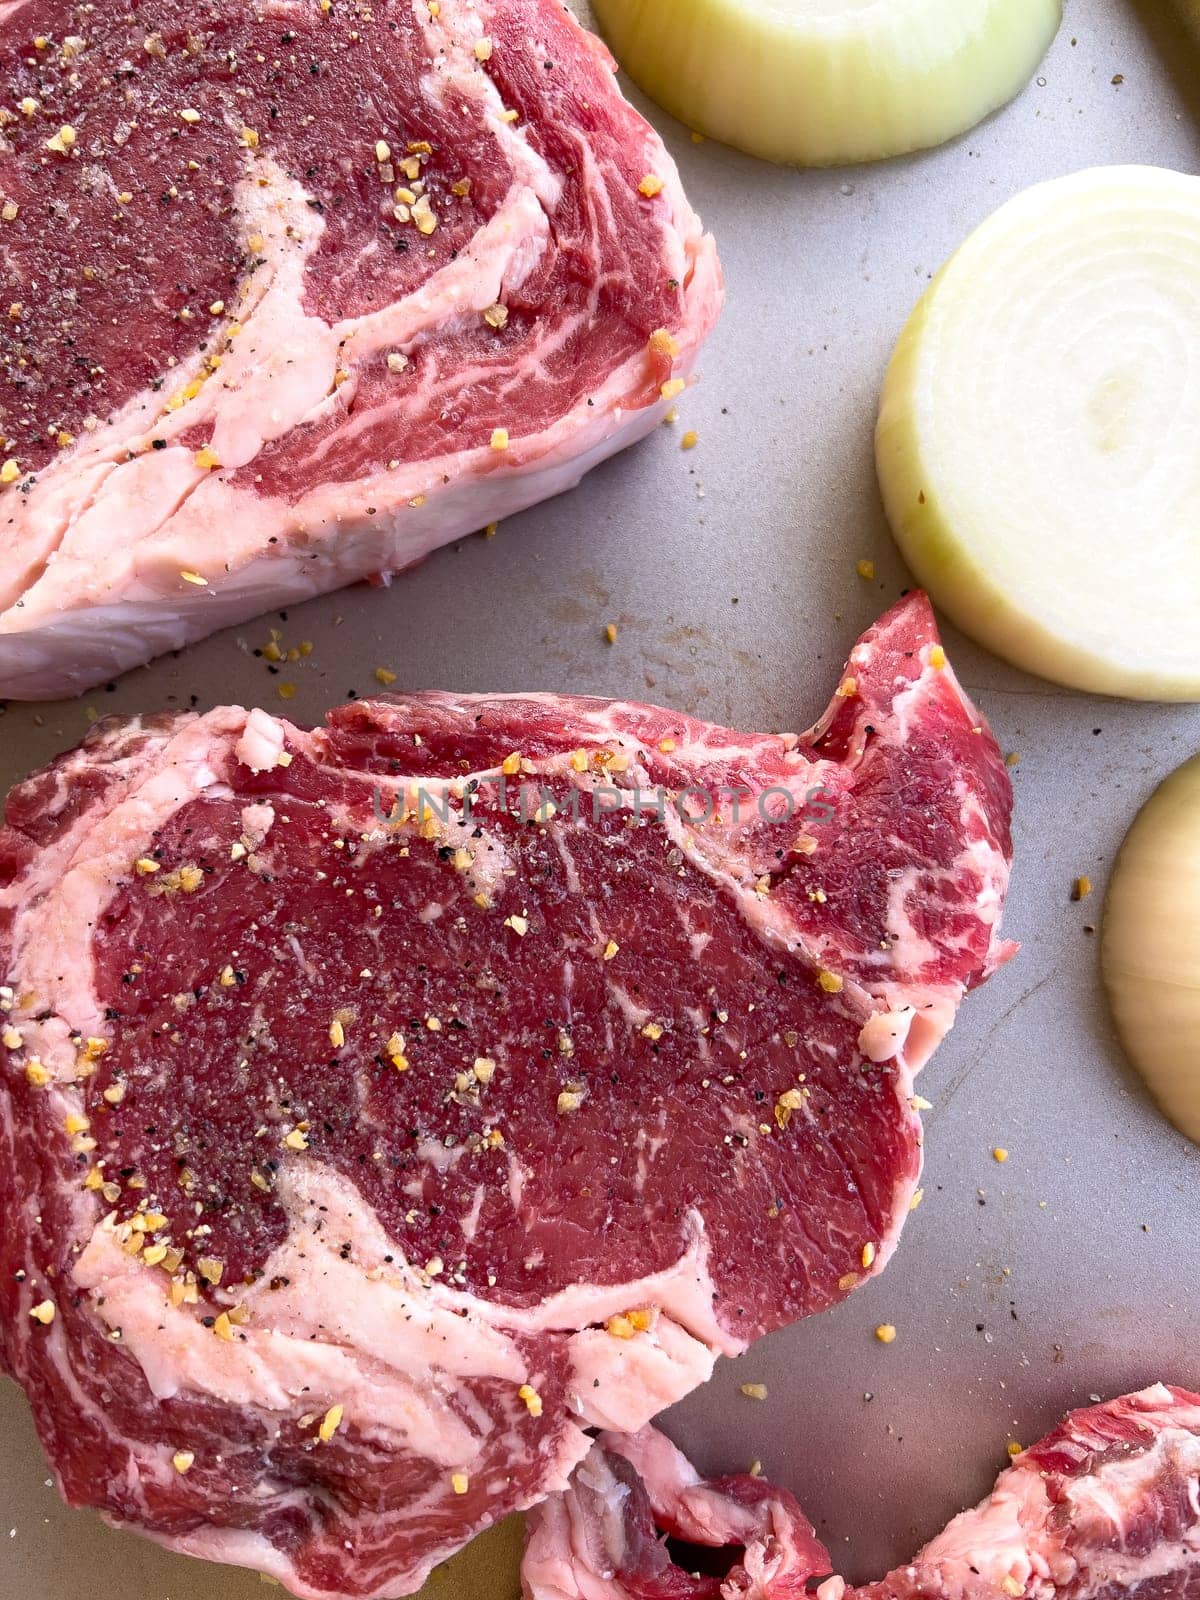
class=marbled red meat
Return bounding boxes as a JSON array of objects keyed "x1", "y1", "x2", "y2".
[
  {"x1": 523, "y1": 1388, "x2": 1200, "y2": 1600},
  {"x1": 0, "y1": 0, "x2": 720, "y2": 697},
  {"x1": 523, "y1": 1425, "x2": 831, "y2": 1599},
  {"x1": 0, "y1": 595, "x2": 1012, "y2": 1598}
]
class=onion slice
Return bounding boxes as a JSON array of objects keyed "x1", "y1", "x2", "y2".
[
  {"x1": 591, "y1": 0, "x2": 1060, "y2": 167},
  {"x1": 1103, "y1": 755, "x2": 1200, "y2": 1147},
  {"x1": 877, "y1": 165, "x2": 1200, "y2": 700}
]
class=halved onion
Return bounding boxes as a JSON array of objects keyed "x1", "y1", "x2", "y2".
[
  {"x1": 590, "y1": 0, "x2": 1060, "y2": 167},
  {"x1": 1103, "y1": 755, "x2": 1200, "y2": 1146},
  {"x1": 876, "y1": 166, "x2": 1200, "y2": 700}
]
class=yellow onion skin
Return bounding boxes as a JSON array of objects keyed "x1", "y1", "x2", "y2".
[{"x1": 1104, "y1": 755, "x2": 1200, "y2": 1148}]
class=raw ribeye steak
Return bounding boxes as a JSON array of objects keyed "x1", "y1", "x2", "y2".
[
  {"x1": 523, "y1": 1423, "x2": 833, "y2": 1599},
  {"x1": 0, "y1": 0, "x2": 721, "y2": 700},
  {"x1": 0, "y1": 595, "x2": 1013, "y2": 1598},
  {"x1": 523, "y1": 1386, "x2": 1200, "y2": 1600}
]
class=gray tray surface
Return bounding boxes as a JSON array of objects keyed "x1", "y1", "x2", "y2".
[{"x1": 2, "y1": 3, "x2": 1199, "y2": 1595}]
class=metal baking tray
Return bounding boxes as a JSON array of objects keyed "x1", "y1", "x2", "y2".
[{"x1": 3, "y1": 2, "x2": 1199, "y2": 1595}]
